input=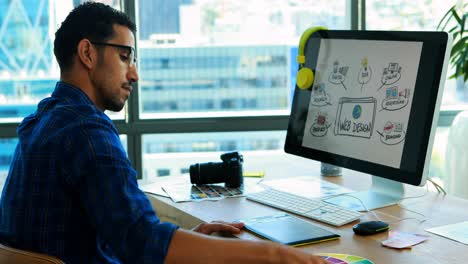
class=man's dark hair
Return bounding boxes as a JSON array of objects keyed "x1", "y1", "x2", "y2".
[{"x1": 54, "y1": 2, "x2": 136, "y2": 71}]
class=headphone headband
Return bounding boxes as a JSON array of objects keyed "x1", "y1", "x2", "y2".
[
  {"x1": 295, "y1": 26, "x2": 327, "y2": 89},
  {"x1": 297, "y1": 26, "x2": 328, "y2": 64}
]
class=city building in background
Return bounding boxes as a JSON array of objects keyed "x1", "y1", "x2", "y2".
[
  {"x1": 0, "y1": 0, "x2": 460, "y2": 186},
  {"x1": 138, "y1": 45, "x2": 293, "y2": 116},
  {"x1": 0, "y1": 0, "x2": 346, "y2": 181},
  {"x1": 138, "y1": 0, "x2": 194, "y2": 39},
  {"x1": 0, "y1": 0, "x2": 57, "y2": 121},
  {"x1": 0, "y1": 138, "x2": 17, "y2": 187}
]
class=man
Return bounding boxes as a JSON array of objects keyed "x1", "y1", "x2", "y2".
[{"x1": 0, "y1": 2, "x2": 327, "y2": 264}]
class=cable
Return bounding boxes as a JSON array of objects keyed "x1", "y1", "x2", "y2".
[
  {"x1": 426, "y1": 177, "x2": 447, "y2": 195},
  {"x1": 254, "y1": 180, "x2": 380, "y2": 220},
  {"x1": 324, "y1": 192, "x2": 427, "y2": 225},
  {"x1": 255, "y1": 179, "x2": 429, "y2": 224},
  {"x1": 322, "y1": 193, "x2": 383, "y2": 221},
  {"x1": 323, "y1": 186, "x2": 429, "y2": 224},
  {"x1": 396, "y1": 184, "x2": 429, "y2": 202},
  {"x1": 372, "y1": 210, "x2": 426, "y2": 225},
  {"x1": 390, "y1": 185, "x2": 429, "y2": 224}
]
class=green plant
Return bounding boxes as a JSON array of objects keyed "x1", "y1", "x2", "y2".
[{"x1": 437, "y1": 2, "x2": 467, "y2": 82}]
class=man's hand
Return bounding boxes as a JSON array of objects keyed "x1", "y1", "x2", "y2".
[
  {"x1": 167, "y1": 229, "x2": 330, "y2": 263},
  {"x1": 276, "y1": 243, "x2": 330, "y2": 264},
  {"x1": 192, "y1": 221, "x2": 244, "y2": 235}
]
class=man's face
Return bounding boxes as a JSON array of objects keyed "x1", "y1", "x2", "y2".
[{"x1": 90, "y1": 24, "x2": 139, "y2": 112}]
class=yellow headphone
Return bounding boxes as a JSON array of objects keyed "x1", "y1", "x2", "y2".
[{"x1": 296, "y1": 26, "x2": 328, "y2": 89}]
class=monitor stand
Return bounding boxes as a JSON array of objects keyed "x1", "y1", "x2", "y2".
[{"x1": 323, "y1": 176, "x2": 404, "y2": 212}]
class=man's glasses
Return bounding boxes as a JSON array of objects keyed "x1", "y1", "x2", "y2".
[{"x1": 90, "y1": 41, "x2": 137, "y2": 67}]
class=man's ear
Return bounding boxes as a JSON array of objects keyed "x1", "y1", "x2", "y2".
[{"x1": 76, "y1": 39, "x2": 95, "y2": 70}]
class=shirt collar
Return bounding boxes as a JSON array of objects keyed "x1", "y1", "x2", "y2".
[{"x1": 52, "y1": 81, "x2": 96, "y2": 107}]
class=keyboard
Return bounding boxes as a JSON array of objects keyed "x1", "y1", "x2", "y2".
[{"x1": 246, "y1": 188, "x2": 361, "y2": 226}]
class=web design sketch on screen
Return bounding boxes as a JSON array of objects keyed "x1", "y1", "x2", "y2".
[
  {"x1": 302, "y1": 39, "x2": 422, "y2": 168},
  {"x1": 334, "y1": 97, "x2": 376, "y2": 139}
]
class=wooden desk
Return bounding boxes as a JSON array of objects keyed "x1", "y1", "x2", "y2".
[{"x1": 145, "y1": 171, "x2": 468, "y2": 264}]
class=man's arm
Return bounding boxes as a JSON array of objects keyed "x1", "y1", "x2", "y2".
[
  {"x1": 165, "y1": 229, "x2": 328, "y2": 264},
  {"x1": 66, "y1": 118, "x2": 178, "y2": 263},
  {"x1": 68, "y1": 118, "x2": 327, "y2": 263}
]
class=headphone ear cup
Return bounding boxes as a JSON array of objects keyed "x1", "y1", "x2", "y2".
[{"x1": 296, "y1": 67, "x2": 314, "y2": 89}]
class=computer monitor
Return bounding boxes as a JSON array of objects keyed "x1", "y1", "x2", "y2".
[{"x1": 285, "y1": 29, "x2": 451, "y2": 211}]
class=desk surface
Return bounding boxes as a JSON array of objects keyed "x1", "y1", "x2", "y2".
[{"x1": 146, "y1": 170, "x2": 468, "y2": 264}]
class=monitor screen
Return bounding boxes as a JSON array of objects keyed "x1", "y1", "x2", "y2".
[{"x1": 285, "y1": 30, "x2": 451, "y2": 210}]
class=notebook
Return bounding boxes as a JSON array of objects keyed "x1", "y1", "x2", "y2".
[{"x1": 239, "y1": 213, "x2": 340, "y2": 246}]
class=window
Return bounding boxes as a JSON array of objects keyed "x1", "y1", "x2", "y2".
[
  {"x1": 134, "y1": 0, "x2": 349, "y2": 183},
  {"x1": 120, "y1": 135, "x2": 128, "y2": 155},
  {"x1": 0, "y1": 0, "x2": 124, "y2": 123},
  {"x1": 0, "y1": 0, "x2": 125, "y2": 191},
  {"x1": 0, "y1": 1, "x2": 463, "y2": 197},
  {"x1": 428, "y1": 127, "x2": 450, "y2": 187},
  {"x1": 135, "y1": 0, "x2": 348, "y2": 182},
  {"x1": 137, "y1": 0, "x2": 348, "y2": 118},
  {"x1": 141, "y1": 131, "x2": 286, "y2": 182},
  {"x1": 0, "y1": 138, "x2": 18, "y2": 189},
  {"x1": 366, "y1": 0, "x2": 467, "y2": 189},
  {"x1": 366, "y1": 0, "x2": 467, "y2": 110}
]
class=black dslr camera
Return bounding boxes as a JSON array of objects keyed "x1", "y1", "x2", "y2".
[{"x1": 189, "y1": 152, "x2": 243, "y2": 188}]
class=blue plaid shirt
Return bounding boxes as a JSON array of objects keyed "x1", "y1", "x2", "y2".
[{"x1": 0, "y1": 82, "x2": 178, "y2": 264}]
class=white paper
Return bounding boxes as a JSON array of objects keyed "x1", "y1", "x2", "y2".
[
  {"x1": 152, "y1": 177, "x2": 264, "y2": 203},
  {"x1": 381, "y1": 231, "x2": 429, "y2": 249},
  {"x1": 426, "y1": 221, "x2": 468, "y2": 245}
]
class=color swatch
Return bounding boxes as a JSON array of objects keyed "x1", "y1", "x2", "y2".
[{"x1": 318, "y1": 253, "x2": 373, "y2": 264}]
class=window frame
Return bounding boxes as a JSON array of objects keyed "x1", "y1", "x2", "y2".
[{"x1": 0, "y1": 0, "x2": 460, "y2": 178}]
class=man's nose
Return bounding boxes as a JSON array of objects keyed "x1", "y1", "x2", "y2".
[{"x1": 127, "y1": 65, "x2": 139, "y2": 83}]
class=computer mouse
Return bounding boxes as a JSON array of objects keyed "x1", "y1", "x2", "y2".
[{"x1": 352, "y1": 221, "x2": 389, "y2": 236}]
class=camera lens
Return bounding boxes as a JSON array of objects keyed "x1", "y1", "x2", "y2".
[{"x1": 189, "y1": 162, "x2": 225, "y2": 185}]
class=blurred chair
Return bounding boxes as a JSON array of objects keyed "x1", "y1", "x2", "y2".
[
  {"x1": 0, "y1": 243, "x2": 64, "y2": 264},
  {"x1": 445, "y1": 110, "x2": 468, "y2": 199}
]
